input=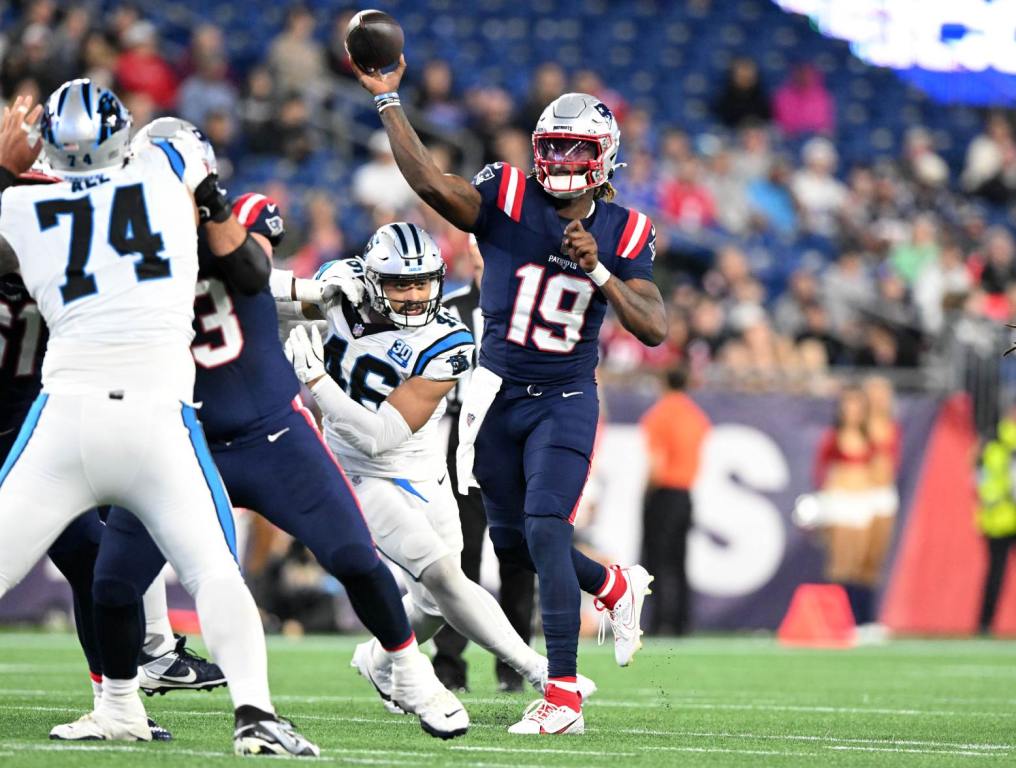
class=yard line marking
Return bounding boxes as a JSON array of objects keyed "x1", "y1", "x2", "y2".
[
  {"x1": 0, "y1": 742, "x2": 549, "y2": 767},
  {"x1": 634, "y1": 730, "x2": 1012, "y2": 751},
  {"x1": 827, "y1": 745, "x2": 1000, "y2": 758}
]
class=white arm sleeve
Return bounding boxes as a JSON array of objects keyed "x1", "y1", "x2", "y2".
[{"x1": 309, "y1": 376, "x2": 412, "y2": 458}]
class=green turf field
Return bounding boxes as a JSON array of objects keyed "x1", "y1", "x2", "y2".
[{"x1": 0, "y1": 632, "x2": 1013, "y2": 766}]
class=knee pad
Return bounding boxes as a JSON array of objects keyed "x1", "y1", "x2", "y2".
[
  {"x1": 320, "y1": 542, "x2": 381, "y2": 581},
  {"x1": 489, "y1": 525, "x2": 536, "y2": 572},
  {"x1": 93, "y1": 576, "x2": 142, "y2": 608},
  {"x1": 524, "y1": 515, "x2": 572, "y2": 563}
]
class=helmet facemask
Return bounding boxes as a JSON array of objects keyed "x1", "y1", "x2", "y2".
[
  {"x1": 533, "y1": 133, "x2": 613, "y2": 198},
  {"x1": 365, "y1": 269, "x2": 445, "y2": 328}
]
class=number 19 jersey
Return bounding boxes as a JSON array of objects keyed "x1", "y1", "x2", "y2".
[
  {"x1": 0, "y1": 144, "x2": 205, "y2": 400},
  {"x1": 319, "y1": 259, "x2": 474, "y2": 481},
  {"x1": 470, "y1": 163, "x2": 656, "y2": 386}
]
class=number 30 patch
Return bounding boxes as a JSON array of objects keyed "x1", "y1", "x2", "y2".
[{"x1": 387, "y1": 339, "x2": 413, "y2": 368}]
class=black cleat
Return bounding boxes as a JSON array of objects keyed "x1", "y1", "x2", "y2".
[
  {"x1": 148, "y1": 717, "x2": 173, "y2": 741},
  {"x1": 139, "y1": 635, "x2": 227, "y2": 696},
  {"x1": 233, "y1": 706, "x2": 320, "y2": 757}
]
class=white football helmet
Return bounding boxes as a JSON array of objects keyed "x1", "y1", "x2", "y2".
[
  {"x1": 40, "y1": 78, "x2": 132, "y2": 173},
  {"x1": 130, "y1": 117, "x2": 217, "y2": 192},
  {"x1": 532, "y1": 92, "x2": 621, "y2": 199},
  {"x1": 363, "y1": 222, "x2": 445, "y2": 328}
]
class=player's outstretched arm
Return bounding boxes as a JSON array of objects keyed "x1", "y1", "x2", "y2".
[
  {"x1": 349, "y1": 56, "x2": 482, "y2": 232},
  {"x1": 286, "y1": 324, "x2": 454, "y2": 457},
  {"x1": 195, "y1": 175, "x2": 271, "y2": 295},
  {"x1": 563, "y1": 219, "x2": 667, "y2": 346}
]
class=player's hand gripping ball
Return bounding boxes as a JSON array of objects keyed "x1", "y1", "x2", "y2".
[{"x1": 345, "y1": 10, "x2": 404, "y2": 73}]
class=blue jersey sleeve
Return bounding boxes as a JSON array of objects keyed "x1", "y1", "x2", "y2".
[
  {"x1": 471, "y1": 162, "x2": 527, "y2": 236},
  {"x1": 611, "y1": 209, "x2": 656, "y2": 283}
]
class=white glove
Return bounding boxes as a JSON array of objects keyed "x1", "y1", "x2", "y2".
[
  {"x1": 285, "y1": 324, "x2": 327, "y2": 384},
  {"x1": 321, "y1": 272, "x2": 365, "y2": 309}
]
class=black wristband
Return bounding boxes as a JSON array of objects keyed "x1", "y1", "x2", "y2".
[
  {"x1": 194, "y1": 173, "x2": 231, "y2": 223},
  {"x1": 0, "y1": 166, "x2": 17, "y2": 193}
]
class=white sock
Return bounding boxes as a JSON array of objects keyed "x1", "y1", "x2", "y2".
[
  {"x1": 426, "y1": 569, "x2": 544, "y2": 684},
  {"x1": 98, "y1": 675, "x2": 145, "y2": 720},
  {"x1": 142, "y1": 569, "x2": 175, "y2": 657},
  {"x1": 193, "y1": 573, "x2": 274, "y2": 714},
  {"x1": 91, "y1": 676, "x2": 103, "y2": 711}
]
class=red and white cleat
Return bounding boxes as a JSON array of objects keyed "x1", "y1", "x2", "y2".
[
  {"x1": 508, "y1": 699, "x2": 585, "y2": 735},
  {"x1": 597, "y1": 564, "x2": 654, "y2": 667}
]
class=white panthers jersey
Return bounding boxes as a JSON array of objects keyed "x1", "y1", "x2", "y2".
[
  {"x1": 320, "y1": 270, "x2": 474, "y2": 481},
  {"x1": 0, "y1": 142, "x2": 206, "y2": 399}
]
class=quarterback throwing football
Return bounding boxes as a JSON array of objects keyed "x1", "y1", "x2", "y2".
[{"x1": 350, "y1": 55, "x2": 668, "y2": 734}]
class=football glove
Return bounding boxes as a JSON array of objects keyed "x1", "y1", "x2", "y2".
[
  {"x1": 320, "y1": 260, "x2": 366, "y2": 310},
  {"x1": 285, "y1": 324, "x2": 326, "y2": 385}
]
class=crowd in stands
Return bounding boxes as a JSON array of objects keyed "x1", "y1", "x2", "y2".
[{"x1": 3, "y1": 1, "x2": 1016, "y2": 391}]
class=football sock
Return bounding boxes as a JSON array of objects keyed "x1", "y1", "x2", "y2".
[
  {"x1": 573, "y1": 549, "x2": 612, "y2": 597},
  {"x1": 420, "y1": 562, "x2": 544, "y2": 684},
  {"x1": 525, "y1": 515, "x2": 581, "y2": 679},
  {"x1": 343, "y1": 560, "x2": 415, "y2": 651},
  {"x1": 94, "y1": 599, "x2": 145, "y2": 680},
  {"x1": 192, "y1": 573, "x2": 274, "y2": 713},
  {"x1": 141, "y1": 569, "x2": 175, "y2": 657},
  {"x1": 545, "y1": 677, "x2": 582, "y2": 711},
  {"x1": 594, "y1": 565, "x2": 629, "y2": 611},
  {"x1": 98, "y1": 674, "x2": 145, "y2": 721},
  {"x1": 90, "y1": 673, "x2": 103, "y2": 710},
  {"x1": 47, "y1": 536, "x2": 103, "y2": 677}
]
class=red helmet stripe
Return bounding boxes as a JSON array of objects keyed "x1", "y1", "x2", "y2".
[{"x1": 232, "y1": 192, "x2": 270, "y2": 227}]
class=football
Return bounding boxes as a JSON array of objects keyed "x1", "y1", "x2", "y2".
[{"x1": 345, "y1": 9, "x2": 404, "y2": 73}]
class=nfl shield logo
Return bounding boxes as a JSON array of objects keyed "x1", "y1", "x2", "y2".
[
  {"x1": 353, "y1": 323, "x2": 365, "y2": 337},
  {"x1": 466, "y1": 413, "x2": 475, "y2": 427}
]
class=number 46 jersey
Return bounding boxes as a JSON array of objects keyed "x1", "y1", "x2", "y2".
[
  {"x1": 470, "y1": 162, "x2": 656, "y2": 386},
  {"x1": 317, "y1": 259, "x2": 474, "y2": 481}
]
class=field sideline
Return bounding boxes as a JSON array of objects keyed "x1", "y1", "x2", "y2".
[{"x1": 0, "y1": 631, "x2": 1013, "y2": 766}]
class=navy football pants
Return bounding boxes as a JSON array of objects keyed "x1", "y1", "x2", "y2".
[{"x1": 473, "y1": 381, "x2": 609, "y2": 680}]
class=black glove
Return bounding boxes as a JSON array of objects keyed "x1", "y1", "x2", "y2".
[{"x1": 194, "y1": 173, "x2": 231, "y2": 224}]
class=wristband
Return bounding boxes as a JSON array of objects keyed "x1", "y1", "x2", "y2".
[
  {"x1": 293, "y1": 277, "x2": 324, "y2": 304},
  {"x1": 269, "y1": 268, "x2": 295, "y2": 301},
  {"x1": 586, "y1": 262, "x2": 611, "y2": 287},
  {"x1": 373, "y1": 92, "x2": 399, "y2": 102}
]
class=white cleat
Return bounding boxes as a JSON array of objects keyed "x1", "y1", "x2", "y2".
[
  {"x1": 533, "y1": 667, "x2": 598, "y2": 701},
  {"x1": 390, "y1": 650, "x2": 469, "y2": 739},
  {"x1": 351, "y1": 640, "x2": 406, "y2": 715},
  {"x1": 598, "y1": 564, "x2": 654, "y2": 667},
  {"x1": 508, "y1": 699, "x2": 584, "y2": 735},
  {"x1": 49, "y1": 710, "x2": 151, "y2": 742}
]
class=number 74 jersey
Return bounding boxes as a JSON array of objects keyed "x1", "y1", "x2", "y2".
[
  {"x1": 469, "y1": 162, "x2": 656, "y2": 386},
  {"x1": 318, "y1": 260, "x2": 475, "y2": 481}
]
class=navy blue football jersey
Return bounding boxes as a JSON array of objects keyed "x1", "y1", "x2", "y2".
[
  {"x1": 0, "y1": 273, "x2": 46, "y2": 432},
  {"x1": 192, "y1": 194, "x2": 297, "y2": 441},
  {"x1": 470, "y1": 163, "x2": 655, "y2": 385}
]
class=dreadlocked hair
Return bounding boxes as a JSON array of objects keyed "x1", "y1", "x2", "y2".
[{"x1": 527, "y1": 169, "x2": 617, "y2": 201}]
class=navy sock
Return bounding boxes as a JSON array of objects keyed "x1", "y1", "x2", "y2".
[
  {"x1": 572, "y1": 548, "x2": 608, "y2": 595},
  {"x1": 342, "y1": 560, "x2": 414, "y2": 650},
  {"x1": 94, "y1": 600, "x2": 145, "y2": 680},
  {"x1": 525, "y1": 516, "x2": 580, "y2": 679},
  {"x1": 48, "y1": 541, "x2": 103, "y2": 677}
]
